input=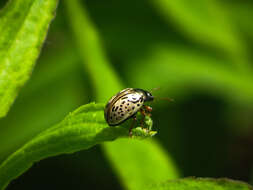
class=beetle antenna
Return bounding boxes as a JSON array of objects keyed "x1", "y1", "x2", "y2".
[
  {"x1": 149, "y1": 87, "x2": 174, "y2": 102},
  {"x1": 154, "y1": 96, "x2": 174, "y2": 102},
  {"x1": 150, "y1": 87, "x2": 161, "y2": 92}
]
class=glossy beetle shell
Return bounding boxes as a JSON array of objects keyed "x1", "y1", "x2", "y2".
[{"x1": 104, "y1": 88, "x2": 154, "y2": 126}]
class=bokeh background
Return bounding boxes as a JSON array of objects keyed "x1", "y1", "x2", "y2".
[{"x1": 1, "y1": 0, "x2": 253, "y2": 189}]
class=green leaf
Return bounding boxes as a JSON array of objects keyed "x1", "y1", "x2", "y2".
[
  {"x1": 0, "y1": 44, "x2": 85, "y2": 162},
  {"x1": 127, "y1": 45, "x2": 253, "y2": 105},
  {"x1": 64, "y1": 0, "x2": 122, "y2": 102},
  {"x1": 148, "y1": 178, "x2": 253, "y2": 190},
  {"x1": 0, "y1": 103, "x2": 130, "y2": 190},
  {"x1": 224, "y1": 2, "x2": 253, "y2": 40},
  {"x1": 150, "y1": 0, "x2": 250, "y2": 71},
  {"x1": 104, "y1": 139, "x2": 179, "y2": 190},
  {"x1": 0, "y1": 0, "x2": 59, "y2": 118}
]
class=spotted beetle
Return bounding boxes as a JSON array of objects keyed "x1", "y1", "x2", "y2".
[{"x1": 104, "y1": 88, "x2": 154, "y2": 135}]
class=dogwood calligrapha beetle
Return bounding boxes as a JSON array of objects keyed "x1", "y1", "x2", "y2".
[{"x1": 104, "y1": 88, "x2": 154, "y2": 127}]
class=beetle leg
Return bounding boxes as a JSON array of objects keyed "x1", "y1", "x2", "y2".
[
  {"x1": 144, "y1": 105, "x2": 152, "y2": 112},
  {"x1": 143, "y1": 105, "x2": 152, "y2": 117},
  {"x1": 140, "y1": 109, "x2": 146, "y2": 128},
  {"x1": 129, "y1": 115, "x2": 137, "y2": 137},
  {"x1": 139, "y1": 108, "x2": 146, "y2": 128},
  {"x1": 138, "y1": 105, "x2": 153, "y2": 129}
]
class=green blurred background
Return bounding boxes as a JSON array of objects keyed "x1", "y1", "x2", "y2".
[{"x1": 1, "y1": 0, "x2": 253, "y2": 189}]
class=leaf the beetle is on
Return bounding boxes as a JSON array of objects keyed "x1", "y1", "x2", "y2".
[{"x1": 0, "y1": 103, "x2": 157, "y2": 190}]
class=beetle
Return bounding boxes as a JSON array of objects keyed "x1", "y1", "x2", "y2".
[{"x1": 104, "y1": 88, "x2": 154, "y2": 135}]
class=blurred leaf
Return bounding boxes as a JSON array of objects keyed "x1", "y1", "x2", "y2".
[
  {"x1": 0, "y1": 0, "x2": 59, "y2": 118},
  {"x1": 126, "y1": 45, "x2": 253, "y2": 105},
  {"x1": 104, "y1": 139, "x2": 179, "y2": 190},
  {"x1": 151, "y1": 0, "x2": 250, "y2": 70},
  {"x1": 0, "y1": 103, "x2": 129, "y2": 190},
  {"x1": 21, "y1": 43, "x2": 81, "y2": 97},
  {"x1": 64, "y1": 1, "x2": 179, "y2": 190},
  {"x1": 0, "y1": 72, "x2": 85, "y2": 163},
  {"x1": 0, "y1": 37, "x2": 84, "y2": 162},
  {"x1": 224, "y1": 2, "x2": 253, "y2": 41},
  {"x1": 64, "y1": 0, "x2": 122, "y2": 102},
  {"x1": 148, "y1": 178, "x2": 253, "y2": 190}
]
